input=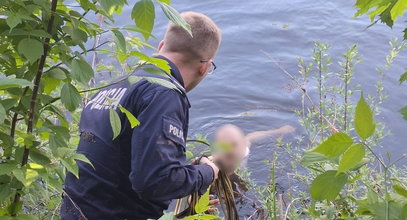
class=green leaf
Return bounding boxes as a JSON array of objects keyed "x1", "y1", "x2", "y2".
[
  {"x1": 157, "y1": 212, "x2": 174, "y2": 220},
  {"x1": 400, "y1": 106, "x2": 407, "y2": 121},
  {"x1": 61, "y1": 158, "x2": 79, "y2": 178},
  {"x1": 61, "y1": 83, "x2": 82, "y2": 112},
  {"x1": 355, "y1": 94, "x2": 375, "y2": 139},
  {"x1": 195, "y1": 188, "x2": 210, "y2": 213},
  {"x1": 131, "y1": 0, "x2": 155, "y2": 40},
  {"x1": 143, "y1": 67, "x2": 167, "y2": 76},
  {"x1": 30, "y1": 29, "x2": 52, "y2": 38},
  {"x1": 8, "y1": 201, "x2": 23, "y2": 216},
  {"x1": 0, "y1": 162, "x2": 17, "y2": 175},
  {"x1": 49, "y1": 134, "x2": 68, "y2": 153},
  {"x1": 14, "y1": 214, "x2": 39, "y2": 220},
  {"x1": 158, "y1": 2, "x2": 192, "y2": 37},
  {"x1": 112, "y1": 29, "x2": 126, "y2": 53},
  {"x1": 1, "y1": 99, "x2": 17, "y2": 111},
  {"x1": 0, "y1": 103, "x2": 5, "y2": 124},
  {"x1": 79, "y1": 0, "x2": 98, "y2": 10},
  {"x1": 0, "y1": 78, "x2": 32, "y2": 90},
  {"x1": 337, "y1": 144, "x2": 365, "y2": 174},
  {"x1": 0, "y1": 184, "x2": 14, "y2": 203},
  {"x1": 311, "y1": 133, "x2": 353, "y2": 159},
  {"x1": 350, "y1": 157, "x2": 370, "y2": 171},
  {"x1": 145, "y1": 77, "x2": 180, "y2": 92},
  {"x1": 71, "y1": 153, "x2": 93, "y2": 168},
  {"x1": 28, "y1": 163, "x2": 44, "y2": 170},
  {"x1": 128, "y1": 76, "x2": 144, "y2": 85},
  {"x1": 62, "y1": 26, "x2": 88, "y2": 45},
  {"x1": 402, "y1": 204, "x2": 407, "y2": 220},
  {"x1": 310, "y1": 170, "x2": 348, "y2": 201},
  {"x1": 301, "y1": 151, "x2": 328, "y2": 166},
  {"x1": 29, "y1": 149, "x2": 52, "y2": 166},
  {"x1": 6, "y1": 13, "x2": 22, "y2": 31},
  {"x1": 123, "y1": 25, "x2": 156, "y2": 39},
  {"x1": 393, "y1": 184, "x2": 407, "y2": 198},
  {"x1": 48, "y1": 67, "x2": 67, "y2": 80},
  {"x1": 98, "y1": 0, "x2": 126, "y2": 13},
  {"x1": 12, "y1": 167, "x2": 39, "y2": 187},
  {"x1": 17, "y1": 38, "x2": 44, "y2": 63},
  {"x1": 157, "y1": 0, "x2": 170, "y2": 4},
  {"x1": 390, "y1": 0, "x2": 407, "y2": 21},
  {"x1": 131, "y1": 51, "x2": 171, "y2": 74},
  {"x1": 198, "y1": 215, "x2": 218, "y2": 220},
  {"x1": 109, "y1": 108, "x2": 121, "y2": 140},
  {"x1": 71, "y1": 58, "x2": 94, "y2": 85},
  {"x1": 54, "y1": 148, "x2": 73, "y2": 159},
  {"x1": 181, "y1": 216, "x2": 197, "y2": 220},
  {"x1": 379, "y1": 3, "x2": 394, "y2": 27},
  {"x1": 43, "y1": 77, "x2": 60, "y2": 95},
  {"x1": 368, "y1": 201, "x2": 404, "y2": 220},
  {"x1": 0, "y1": 131, "x2": 15, "y2": 148},
  {"x1": 400, "y1": 70, "x2": 407, "y2": 84},
  {"x1": 185, "y1": 150, "x2": 194, "y2": 160},
  {"x1": 118, "y1": 105, "x2": 140, "y2": 128}
]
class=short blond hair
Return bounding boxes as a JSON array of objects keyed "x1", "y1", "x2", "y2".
[{"x1": 163, "y1": 11, "x2": 221, "y2": 60}]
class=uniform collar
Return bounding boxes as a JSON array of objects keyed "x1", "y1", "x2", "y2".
[{"x1": 154, "y1": 55, "x2": 185, "y2": 89}]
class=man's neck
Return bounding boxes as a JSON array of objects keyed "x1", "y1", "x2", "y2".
[{"x1": 157, "y1": 52, "x2": 193, "y2": 92}]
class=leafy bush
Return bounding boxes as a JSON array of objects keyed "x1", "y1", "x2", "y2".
[
  {"x1": 0, "y1": 0, "x2": 189, "y2": 218},
  {"x1": 242, "y1": 41, "x2": 407, "y2": 220}
]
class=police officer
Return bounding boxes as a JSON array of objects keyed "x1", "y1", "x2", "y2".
[{"x1": 61, "y1": 11, "x2": 222, "y2": 219}]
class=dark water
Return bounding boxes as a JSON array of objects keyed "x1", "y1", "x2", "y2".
[{"x1": 115, "y1": 0, "x2": 407, "y2": 216}]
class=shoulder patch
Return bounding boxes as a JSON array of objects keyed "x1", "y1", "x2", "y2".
[{"x1": 163, "y1": 116, "x2": 185, "y2": 147}]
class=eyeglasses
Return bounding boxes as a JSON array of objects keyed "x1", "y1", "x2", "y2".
[{"x1": 200, "y1": 60, "x2": 217, "y2": 75}]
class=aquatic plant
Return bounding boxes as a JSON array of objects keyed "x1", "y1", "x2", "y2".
[{"x1": 262, "y1": 41, "x2": 407, "y2": 220}]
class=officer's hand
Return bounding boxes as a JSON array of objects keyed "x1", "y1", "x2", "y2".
[
  {"x1": 207, "y1": 194, "x2": 219, "y2": 214},
  {"x1": 199, "y1": 157, "x2": 219, "y2": 181}
]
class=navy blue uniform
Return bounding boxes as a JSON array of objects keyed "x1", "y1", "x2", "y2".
[{"x1": 61, "y1": 56, "x2": 214, "y2": 220}]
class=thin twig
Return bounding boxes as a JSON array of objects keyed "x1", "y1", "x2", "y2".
[
  {"x1": 261, "y1": 50, "x2": 339, "y2": 133},
  {"x1": 361, "y1": 141, "x2": 386, "y2": 168},
  {"x1": 344, "y1": 57, "x2": 349, "y2": 131},
  {"x1": 246, "y1": 209, "x2": 259, "y2": 220},
  {"x1": 63, "y1": 191, "x2": 88, "y2": 220},
  {"x1": 318, "y1": 50, "x2": 323, "y2": 129},
  {"x1": 388, "y1": 154, "x2": 407, "y2": 168},
  {"x1": 44, "y1": 40, "x2": 110, "y2": 74},
  {"x1": 284, "y1": 198, "x2": 301, "y2": 220}
]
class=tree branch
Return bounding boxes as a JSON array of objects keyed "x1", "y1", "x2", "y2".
[
  {"x1": 44, "y1": 40, "x2": 110, "y2": 74},
  {"x1": 12, "y1": 0, "x2": 58, "y2": 208}
]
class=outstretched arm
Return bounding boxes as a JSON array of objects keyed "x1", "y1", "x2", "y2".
[{"x1": 245, "y1": 125, "x2": 295, "y2": 145}]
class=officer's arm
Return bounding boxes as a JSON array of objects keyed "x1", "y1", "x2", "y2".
[{"x1": 129, "y1": 89, "x2": 214, "y2": 201}]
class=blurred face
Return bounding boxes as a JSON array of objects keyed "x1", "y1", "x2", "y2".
[{"x1": 214, "y1": 125, "x2": 248, "y2": 175}]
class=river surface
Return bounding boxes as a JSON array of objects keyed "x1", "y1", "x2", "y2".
[{"x1": 113, "y1": 0, "x2": 407, "y2": 217}]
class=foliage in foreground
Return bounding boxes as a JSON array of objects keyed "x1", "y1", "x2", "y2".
[
  {"x1": 300, "y1": 44, "x2": 407, "y2": 220},
  {"x1": 232, "y1": 41, "x2": 406, "y2": 220},
  {"x1": 353, "y1": 0, "x2": 407, "y2": 119}
]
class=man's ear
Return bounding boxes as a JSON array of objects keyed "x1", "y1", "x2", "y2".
[
  {"x1": 157, "y1": 40, "x2": 164, "y2": 52},
  {"x1": 198, "y1": 60, "x2": 211, "y2": 76}
]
